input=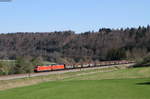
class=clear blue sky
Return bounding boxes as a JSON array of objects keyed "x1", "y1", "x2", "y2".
[{"x1": 0, "y1": 0, "x2": 150, "y2": 33}]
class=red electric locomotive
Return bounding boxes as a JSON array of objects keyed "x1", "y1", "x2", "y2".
[{"x1": 34, "y1": 64, "x2": 65, "y2": 72}]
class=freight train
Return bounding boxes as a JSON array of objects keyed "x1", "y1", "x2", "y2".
[{"x1": 34, "y1": 60, "x2": 134, "y2": 72}]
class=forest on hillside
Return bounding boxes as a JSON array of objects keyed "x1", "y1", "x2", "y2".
[{"x1": 0, "y1": 26, "x2": 150, "y2": 63}]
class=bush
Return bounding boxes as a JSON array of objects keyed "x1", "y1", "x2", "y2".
[
  {"x1": 12, "y1": 57, "x2": 34, "y2": 74},
  {"x1": 0, "y1": 61, "x2": 12, "y2": 75},
  {"x1": 31, "y1": 57, "x2": 43, "y2": 66},
  {"x1": 106, "y1": 49, "x2": 126, "y2": 60},
  {"x1": 133, "y1": 55, "x2": 150, "y2": 67}
]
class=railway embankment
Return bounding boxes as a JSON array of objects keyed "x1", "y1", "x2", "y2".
[{"x1": 0, "y1": 63, "x2": 133, "y2": 90}]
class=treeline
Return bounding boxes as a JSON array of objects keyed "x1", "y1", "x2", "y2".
[{"x1": 0, "y1": 26, "x2": 150, "y2": 63}]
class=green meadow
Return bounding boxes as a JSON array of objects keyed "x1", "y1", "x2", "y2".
[{"x1": 1, "y1": 67, "x2": 150, "y2": 99}]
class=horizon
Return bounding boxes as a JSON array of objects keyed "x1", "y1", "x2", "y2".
[
  {"x1": 0, "y1": 25, "x2": 150, "y2": 34},
  {"x1": 0, "y1": 0, "x2": 150, "y2": 33}
]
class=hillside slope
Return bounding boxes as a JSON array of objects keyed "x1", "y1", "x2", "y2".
[
  {"x1": 0, "y1": 67, "x2": 150, "y2": 99},
  {"x1": 0, "y1": 26, "x2": 150, "y2": 63}
]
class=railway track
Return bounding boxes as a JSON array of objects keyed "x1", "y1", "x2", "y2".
[{"x1": 0, "y1": 63, "x2": 134, "y2": 81}]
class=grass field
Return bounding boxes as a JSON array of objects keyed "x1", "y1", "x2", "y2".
[{"x1": 1, "y1": 67, "x2": 150, "y2": 99}]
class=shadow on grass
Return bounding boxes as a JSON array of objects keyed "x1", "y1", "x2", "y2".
[{"x1": 136, "y1": 82, "x2": 150, "y2": 85}]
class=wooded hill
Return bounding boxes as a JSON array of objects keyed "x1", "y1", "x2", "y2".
[{"x1": 0, "y1": 26, "x2": 150, "y2": 63}]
